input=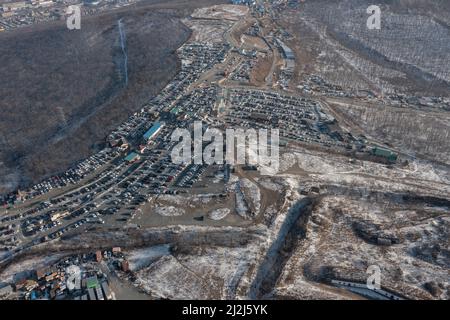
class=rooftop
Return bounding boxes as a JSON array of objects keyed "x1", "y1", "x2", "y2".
[{"x1": 143, "y1": 122, "x2": 163, "y2": 140}]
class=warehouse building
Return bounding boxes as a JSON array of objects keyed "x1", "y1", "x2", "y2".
[
  {"x1": 124, "y1": 152, "x2": 141, "y2": 163},
  {"x1": 101, "y1": 281, "x2": 113, "y2": 300},
  {"x1": 143, "y1": 122, "x2": 164, "y2": 141},
  {"x1": 371, "y1": 147, "x2": 398, "y2": 162},
  {"x1": 95, "y1": 286, "x2": 104, "y2": 300},
  {"x1": 276, "y1": 39, "x2": 295, "y2": 60},
  {"x1": 87, "y1": 288, "x2": 96, "y2": 300}
]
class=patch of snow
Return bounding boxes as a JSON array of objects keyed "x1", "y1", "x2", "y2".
[
  {"x1": 240, "y1": 178, "x2": 261, "y2": 214},
  {"x1": 126, "y1": 244, "x2": 171, "y2": 272},
  {"x1": 208, "y1": 208, "x2": 230, "y2": 221},
  {"x1": 0, "y1": 254, "x2": 65, "y2": 284},
  {"x1": 154, "y1": 206, "x2": 185, "y2": 217}
]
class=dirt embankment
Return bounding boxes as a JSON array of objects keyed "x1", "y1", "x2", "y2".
[
  {"x1": 0, "y1": 225, "x2": 264, "y2": 272},
  {"x1": 249, "y1": 197, "x2": 316, "y2": 299}
]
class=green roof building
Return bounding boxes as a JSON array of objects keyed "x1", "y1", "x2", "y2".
[
  {"x1": 372, "y1": 147, "x2": 398, "y2": 162},
  {"x1": 86, "y1": 276, "x2": 99, "y2": 289},
  {"x1": 125, "y1": 152, "x2": 140, "y2": 162},
  {"x1": 170, "y1": 107, "x2": 181, "y2": 115}
]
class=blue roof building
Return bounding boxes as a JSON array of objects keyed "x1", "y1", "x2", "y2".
[{"x1": 143, "y1": 122, "x2": 163, "y2": 141}]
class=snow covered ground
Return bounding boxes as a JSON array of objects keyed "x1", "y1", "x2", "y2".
[
  {"x1": 275, "y1": 196, "x2": 450, "y2": 300},
  {"x1": 191, "y1": 4, "x2": 249, "y2": 21},
  {"x1": 239, "y1": 178, "x2": 261, "y2": 214},
  {"x1": 126, "y1": 244, "x2": 171, "y2": 272},
  {"x1": 208, "y1": 208, "x2": 230, "y2": 221},
  {"x1": 133, "y1": 244, "x2": 259, "y2": 299},
  {"x1": 278, "y1": 147, "x2": 450, "y2": 196},
  {"x1": 0, "y1": 254, "x2": 66, "y2": 284},
  {"x1": 154, "y1": 206, "x2": 185, "y2": 217}
]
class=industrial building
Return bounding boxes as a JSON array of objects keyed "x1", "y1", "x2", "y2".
[
  {"x1": 124, "y1": 152, "x2": 141, "y2": 163},
  {"x1": 95, "y1": 286, "x2": 104, "y2": 300},
  {"x1": 86, "y1": 276, "x2": 99, "y2": 289},
  {"x1": 101, "y1": 281, "x2": 113, "y2": 300},
  {"x1": 143, "y1": 122, "x2": 164, "y2": 141},
  {"x1": 371, "y1": 147, "x2": 398, "y2": 162},
  {"x1": 276, "y1": 39, "x2": 295, "y2": 60},
  {"x1": 87, "y1": 288, "x2": 96, "y2": 301}
]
